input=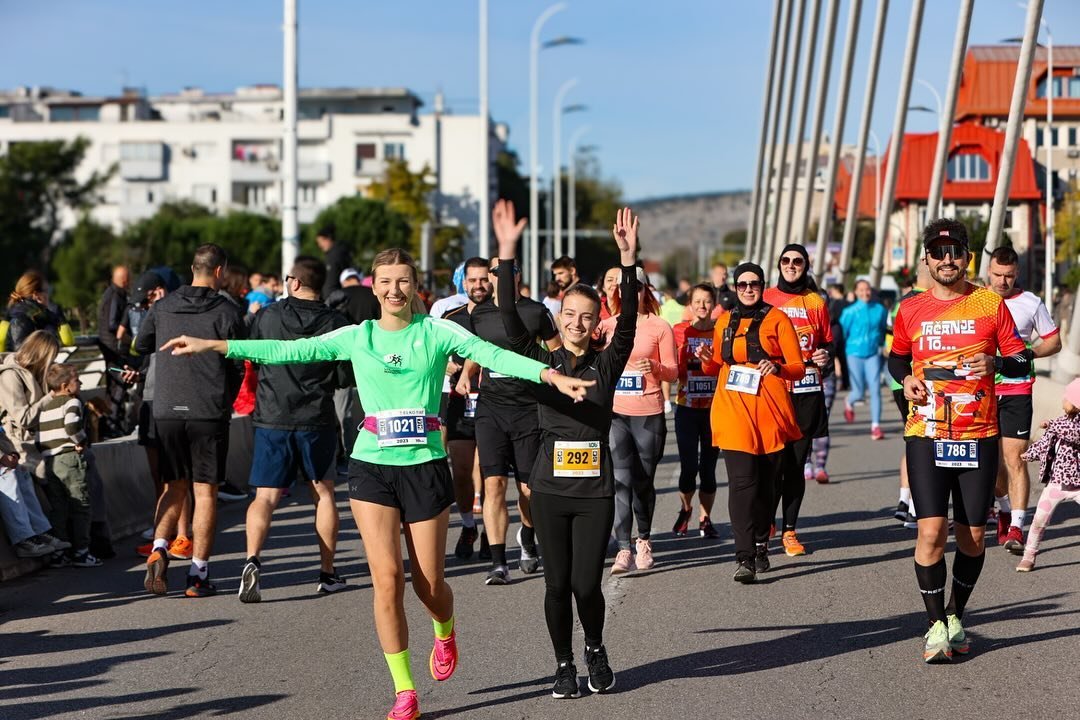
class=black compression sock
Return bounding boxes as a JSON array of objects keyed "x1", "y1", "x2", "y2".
[
  {"x1": 914, "y1": 558, "x2": 948, "y2": 625},
  {"x1": 490, "y1": 543, "x2": 507, "y2": 567},
  {"x1": 247, "y1": 555, "x2": 261, "y2": 568},
  {"x1": 946, "y1": 549, "x2": 985, "y2": 620},
  {"x1": 520, "y1": 525, "x2": 535, "y2": 548}
]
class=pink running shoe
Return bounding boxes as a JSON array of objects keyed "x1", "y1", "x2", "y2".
[
  {"x1": 871, "y1": 426, "x2": 885, "y2": 441},
  {"x1": 635, "y1": 538, "x2": 655, "y2": 570},
  {"x1": 611, "y1": 549, "x2": 633, "y2": 575},
  {"x1": 387, "y1": 690, "x2": 419, "y2": 720},
  {"x1": 430, "y1": 631, "x2": 458, "y2": 681}
]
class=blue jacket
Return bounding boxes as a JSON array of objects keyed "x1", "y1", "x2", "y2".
[{"x1": 839, "y1": 300, "x2": 887, "y2": 358}]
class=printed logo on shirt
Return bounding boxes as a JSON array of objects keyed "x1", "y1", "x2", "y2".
[
  {"x1": 780, "y1": 306, "x2": 809, "y2": 320},
  {"x1": 384, "y1": 353, "x2": 403, "y2": 366}
]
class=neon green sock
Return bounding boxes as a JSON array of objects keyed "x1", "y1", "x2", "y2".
[
  {"x1": 433, "y1": 615, "x2": 455, "y2": 641},
  {"x1": 383, "y1": 649, "x2": 414, "y2": 693}
]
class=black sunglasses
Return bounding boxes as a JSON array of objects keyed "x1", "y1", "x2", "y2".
[
  {"x1": 736, "y1": 280, "x2": 764, "y2": 292},
  {"x1": 780, "y1": 256, "x2": 806, "y2": 267},
  {"x1": 926, "y1": 244, "x2": 965, "y2": 261}
]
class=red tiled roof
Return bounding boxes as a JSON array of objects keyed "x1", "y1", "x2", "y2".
[
  {"x1": 955, "y1": 45, "x2": 1080, "y2": 120},
  {"x1": 833, "y1": 121, "x2": 1041, "y2": 217}
]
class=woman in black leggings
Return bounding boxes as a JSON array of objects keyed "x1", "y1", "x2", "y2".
[{"x1": 493, "y1": 200, "x2": 638, "y2": 699}]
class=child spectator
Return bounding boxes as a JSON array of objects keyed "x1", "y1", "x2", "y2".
[
  {"x1": 38, "y1": 364, "x2": 101, "y2": 568},
  {"x1": 1016, "y1": 378, "x2": 1080, "y2": 572}
]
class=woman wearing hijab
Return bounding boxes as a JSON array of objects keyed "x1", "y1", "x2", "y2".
[
  {"x1": 699, "y1": 263, "x2": 804, "y2": 582},
  {"x1": 763, "y1": 244, "x2": 833, "y2": 558}
]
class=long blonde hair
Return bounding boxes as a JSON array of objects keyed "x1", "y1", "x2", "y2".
[
  {"x1": 9, "y1": 270, "x2": 47, "y2": 308},
  {"x1": 14, "y1": 331, "x2": 60, "y2": 390}
]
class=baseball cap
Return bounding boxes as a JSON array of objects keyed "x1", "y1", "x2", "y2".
[
  {"x1": 339, "y1": 268, "x2": 363, "y2": 285},
  {"x1": 922, "y1": 223, "x2": 969, "y2": 249},
  {"x1": 130, "y1": 270, "x2": 166, "y2": 305}
]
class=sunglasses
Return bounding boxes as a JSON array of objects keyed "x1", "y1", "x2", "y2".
[
  {"x1": 736, "y1": 280, "x2": 764, "y2": 292},
  {"x1": 780, "y1": 256, "x2": 806, "y2": 267},
  {"x1": 926, "y1": 244, "x2": 965, "y2": 261}
]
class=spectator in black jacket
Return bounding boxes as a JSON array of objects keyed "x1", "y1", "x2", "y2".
[
  {"x1": 326, "y1": 268, "x2": 381, "y2": 325},
  {"x1": 135, "y1": 244, "x2": 246, "y2": 599},
  {"x1": 236, "y1": 256, "x2": 352, "y2": 602},
  {"x1": 97, "y1": 266, "x2": 130, "y2": 354},
  {"x1": 5, "y1": 271, "x2": 75, "y2": 351},
  {"x1": 316, "y1": 224, "x2": 353, "y2": 299}
]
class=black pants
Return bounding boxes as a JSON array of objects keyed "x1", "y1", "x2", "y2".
[
  {"x1": 674, "y1": 405, "x2": 718, "y2": 495},
  {"x1": 530, "y1": 491, "x2": 614, "y2": 662},
  {"x1": 725, "y1": 450, "x2": 782, "y2": 563},
  {"x1": 776, "y1": 434, "x2": 812, "y2": 530}
]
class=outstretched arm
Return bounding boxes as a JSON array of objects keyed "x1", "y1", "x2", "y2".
[
  {"x1": 604, "y1": 207, "x2": 641, "y2": 370},
  {"x1": 492, "y1": 198, "x2": 553, "y2": 365}
]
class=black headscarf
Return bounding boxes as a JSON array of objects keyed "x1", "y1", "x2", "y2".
[
  {"x1": 776, "y1": 243, "x2": 819, "y2": 294},
  {"x1": 731, "y1": 262, "x2": 766, "y2": 316}
]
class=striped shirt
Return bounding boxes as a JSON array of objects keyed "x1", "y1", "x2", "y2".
[{"x1": 37, "y1": 395, "x2": 87, "y2": 457}]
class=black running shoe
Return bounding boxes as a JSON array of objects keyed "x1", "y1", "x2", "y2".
[
  {"x1": 894, "y1": 501, "x2": 910, "y2": 522},
  {"x1": 478, "y1": 533, "x2": 491, "y2": 561},
  {"x1": 238, "y1": 562, "x2": 261, "y2": 603},
  {"x1": 317, "y1": 570, "x2": 347, "y2": 594},
  {"x1": 754, "y1": 544, "x2": 770, "y2": 574},
  {"x1": 551, "y1": 661, "x2": 580, "y2": 699},
  {"x1": 455, "y1": 525, "x2": 479, "y2": 560},
  {"x1": 733, "y1": 560, "x2": 756, "y2": 584},
  {"x1": 584, "y1": 645, "x2": 615, "y2": 693},
  {"x1": 484, "y1": 565, "x2": 509, "y2": 586},
  {"x1": 185, "y1": 574, "x2": 217, "y2": 598}
]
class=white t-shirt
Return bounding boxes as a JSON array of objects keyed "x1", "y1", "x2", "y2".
[{"x1": 997, "y1": 290, "x2": 1059, "y2": 396}]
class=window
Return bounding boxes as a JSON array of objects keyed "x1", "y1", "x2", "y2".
[
  {"x1": 300, "y1": 184, "x2": 317, "y2": 205},
  {"x1": 1037, "y1": 75, "x2": 1080, "y2": 99},
  {"x1": 1036, "y1": 128, "x2": 1044, "y2": 148},
  {"x1": 1071, "y1": 78, "x2": 1080, "y2": 98},
  {"x1": 0, "y1": 106, "x2": 9, "y2": 119},
  {"x1": 947, "y1": 152, "x2": 990, "y2": 182},
  {"x1": 1070, "y1": 127, "x2": 1078, "y2": 148},
  {"x1": 120, "y1": 142, "x2": 163, "y2": 161},
  {"x1": 384, "y1": 142, "x2": 405, "y2": 160},
  {"x1": 355, "y1": 142, "x2": 376, "y2": 172},
  {"x1": 50, "y1": 105, "x2": 100, "y2": 122}
]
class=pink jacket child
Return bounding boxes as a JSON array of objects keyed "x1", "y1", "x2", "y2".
[{"x1": 1015, "y1": 378, "x2": 1080, "y2": 572}]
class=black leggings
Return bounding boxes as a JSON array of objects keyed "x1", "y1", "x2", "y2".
[
  {"x1": 610, "y1": 412, "x2": 666, "y2": 548},
  {"x1": 530, "y1": 491, "x2": 614, "y2": 662},
  {"x1": 776, "y1": 434, "x2": 812, "y2": 531},
  {"x1": 674, "y1": 405, "x2": 718, "y2": 495},
  {"x1": 724, "y1": 450, "x2": 782, "y2": 563}
]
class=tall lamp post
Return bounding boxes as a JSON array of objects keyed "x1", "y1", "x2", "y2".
[
  {"x1": 552, "y1": 76, "x2": 584, "y2": 259},
  {"x1": 567, "y1": 130, "x2": 593, "y2": 260},
  {"x1": 478, "y1": 0, "x2": 490, "y2": 258},
  {"x1": 529, "y1": 3, "x2": 580, "y2": 294}
]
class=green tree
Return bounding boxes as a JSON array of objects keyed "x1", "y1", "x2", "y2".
[
  {"x1": 51, "y1": 217, "x2": 127, "y2": 332},
  {"x1": 204, "y1": 211, "x2": 282, "y2": 273},
  {"x1": 121, "y1": 201, "x2": 214, "y2": 278},
  {"x1": 304, "y1": 195, "x2": 411, "y2": 268},
  {"x1": 0, "y1": 137, "x2": 113, "y2": 292}
]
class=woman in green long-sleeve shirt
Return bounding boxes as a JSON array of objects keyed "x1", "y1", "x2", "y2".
[{"x1": 162, "y1": 248, "x2": 593, "y2": 720}]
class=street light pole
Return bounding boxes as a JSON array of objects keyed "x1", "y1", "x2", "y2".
[
  {"x1": 281, "y1": 0, "x2": 299, "y2": 282},
  {"x1": 567, "y1": 128, "x2": 591, "y2": 260},
  {"x1": 755, "y1": 0, "x2": 794, "y2": 265},
  {"x1": 1044, "y1": 20, "x2": 1055, "y2": 316},
  {"x1": 552, "y1": 78, "x2": 579, "y2": 260},
  {"x1": 869, "y1": 129, "x2": 882, "y2": 244},
  {"x1": 478, "y1": 0, "x2": 490, "y2": 259},
  {"x1": 529, "y1": 2, "x2": 568, "y2": 295}
]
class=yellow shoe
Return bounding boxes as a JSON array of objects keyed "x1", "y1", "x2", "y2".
[{"x1": 781, "y1": 530, "x2": 805, "y2": 557}]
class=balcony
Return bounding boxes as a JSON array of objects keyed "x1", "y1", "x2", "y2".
[
  {"x1": 231, "y1": 158, "x2": 279, "y2": 183},
  {"x1": 298, "y1": 162, "x2": 330, "y2": 182},
  {"x1": 298, "y1": 114, "x2": 331, "y2": 140},
  {"x1": 355, "y1": 158, "x2": 387, "y2": 178},
  {"x1": 119, "y1": 141, "x2": 166, "y2": 181}
]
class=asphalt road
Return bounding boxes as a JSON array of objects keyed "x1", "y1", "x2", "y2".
[{"x1": 2, "y1": 408, "x2": 1079, "y2": 720}]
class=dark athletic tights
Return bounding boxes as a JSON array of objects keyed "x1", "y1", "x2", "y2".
[
  {"x1": 776, "y1": 434, "x2": 812, "y2": 530},
  {"x1": 530, "y1": 491, "x2": 614, "y2": 662}
]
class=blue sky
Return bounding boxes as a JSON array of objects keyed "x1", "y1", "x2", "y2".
[{"x1": 3, "y1": 0, "x2": 1079, "y2": 201}]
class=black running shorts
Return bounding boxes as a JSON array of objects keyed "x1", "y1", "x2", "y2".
[
  {"x1": 905, "y1": 436, "x2": 999, "y2": 525},
  {"x1": 444, "y1": 394, "x2": 476, "y2": 443},
  {"x1": 996, "y1": 394, "x2": 1033, "y2": 440},
  {"x1": 474, "y1": 401, "x2": 540, "y2": 483},
  {"x1": 347, "y1": 458, "x2": 454, "y2": 523},
  {"x1": 155, "y1": 419, "x2": 229, "y2": 485}
]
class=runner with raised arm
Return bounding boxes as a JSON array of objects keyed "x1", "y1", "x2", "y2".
[
  {"x1": 161, "y1": 249, "x2": 593, "y2": 720},
  {"x1": 492, "y1": 200, "x2": 638, "y2": 698}
]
